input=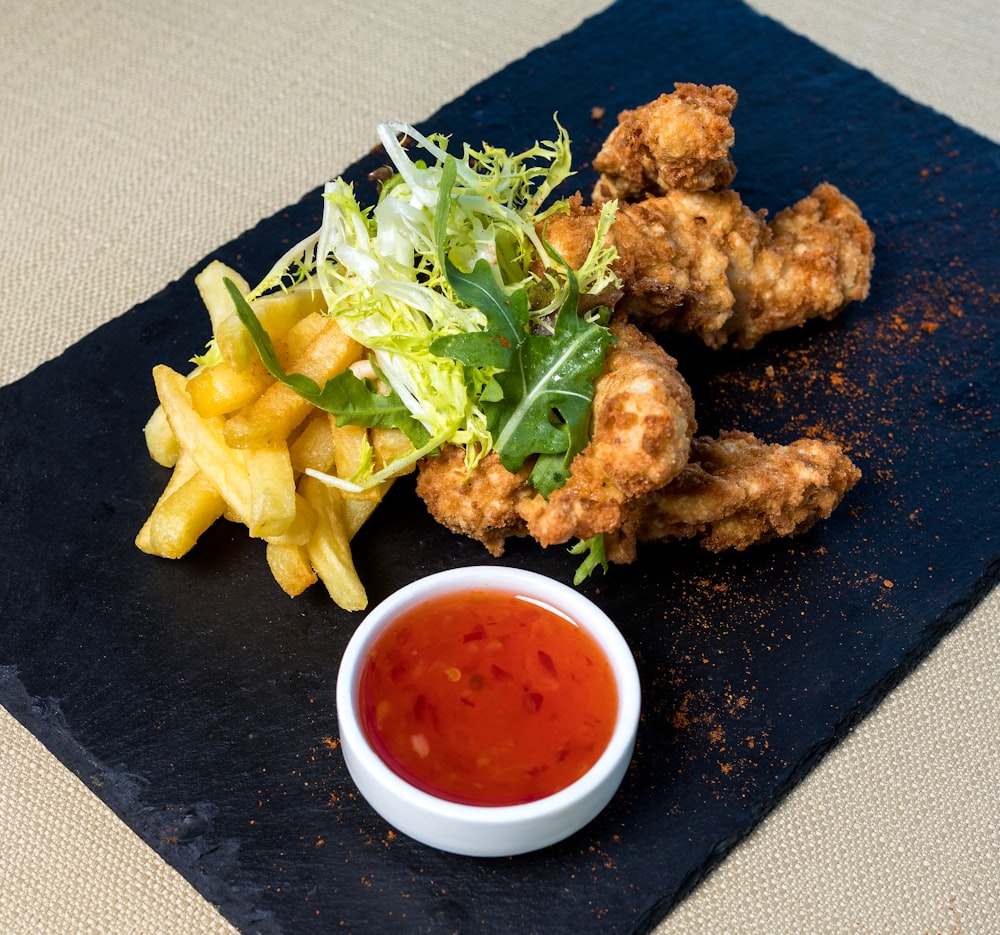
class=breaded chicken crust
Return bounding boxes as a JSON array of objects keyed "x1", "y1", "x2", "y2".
[
  {"x1": 416, "y1": 316, "x2": 695, "y2": 554},
  {"x1": 617, "y1": 430, "x2": 861, "y2": 557},
  {"x1": 545, "y1": 183, "x2": 874, "y2": 349},
  {"x1": 414, "y1": 445, "x2": 533, "y2": 557},
  {"x1": 593, "y1": 83, "x2": 739, "y2": 201}
]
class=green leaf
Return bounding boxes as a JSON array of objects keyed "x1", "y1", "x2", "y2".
[
  {"x1": 442, "y1": 258, "x2": 527, "y2": 356},
  {"x1": 431, "y1": 156, "x2": 527, "y2": 366},
  {"x1": 487, "y1": 276, "x2": 613, "y2": 489},
  {"x1": 429, "y1": 164, "x2": 613, "y2": 495},
  {"x1": 316, "y1": 370, "x2": 430, "y2": 444},
  {"x1": 568, "y1": 535, "x2": 609, "y2": 585},
  {"x1": 429, "y1": 313, "x2": 519, "y2": 371}
]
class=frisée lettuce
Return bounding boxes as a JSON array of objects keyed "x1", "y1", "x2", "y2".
[{"x1": 230, "y1": 118, "x2": 619, "y2": 570}]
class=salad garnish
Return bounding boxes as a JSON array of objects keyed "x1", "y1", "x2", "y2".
[{"x1": 227, "y1": 118, "x2": 620, "y2": 572}]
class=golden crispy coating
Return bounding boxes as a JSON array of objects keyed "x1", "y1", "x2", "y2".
[
  {"x1": 518, "y1": 316, "x2": 695, "y2": 546},
  {"x1": 415, "y1": 316, "x2": 695, "y2": 554},
  {"x1": 593, "y1": 83, "x2": 738, "y2": 201},
  {"x1": 614, "y1": 430, "x2": 861, "y2": 557},
  {"x1": 515, "y1": 453, "x2": 628, "y2": 549},
  {"x1": 414, "y1": 445, "x2": 532, "y2": 557},
  {"x1": 601, "y1": 188, "x2": 759, "y2": 344},
  {"x1": 419, "y1": 86, "x2": 868, "y2": 566},
  {"x1": 544, "y1": 183, "x2": 874, "y2": 349},
  {"x1": 729, "y1": 182, "x2": 877, "y2": 348}
]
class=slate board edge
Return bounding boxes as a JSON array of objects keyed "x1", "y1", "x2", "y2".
[
  {"x1": 3, "y1": 555, "x2": 998, "y2": 935},
  {"x1": 0, "y1": 664, "x2": 282, "y2": 933},
  {"x1": 634, "y1": 556, "x2": 1000, "y2": 932}
]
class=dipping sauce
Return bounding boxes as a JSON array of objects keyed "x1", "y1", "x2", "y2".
[{"x1": 358, "y1": 588, "x2": 619, "y2": 806}]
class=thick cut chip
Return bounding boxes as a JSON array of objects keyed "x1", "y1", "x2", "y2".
[
  {"x1": 136, "y1": 450, "x2": 201, "y2": 553},
  {"x1": 223, "y1": 320, "x2": 362, "y2": 449},
  {"x1": 266, "y1": 542, "x2": 318, "y2": 597},
  {"x1": 276, "y1": 311, "x2": 329, "y2": 363},
  {"x1": 153, "y1": 365, "x2": 254, "y2": 524},
  {"x1": 263, "y1": 493, "x2": 317, "y2": 548},
  {"x1": 342, "y1": 480, "x2": 394, "y2": 538},
  {"x1": 330, "y1": 421, "x2": 383, "y2": 502},
  {"x1": 143, "y1": 404, "x2": 180, "y2": 468},
  {"x1": 299, "y1": 475, "x2": 368, "y2": 611},
  {"x1": 195, "y1": 260, "x2": 250, "y2": 341},
  {"x1": 371, "y1": 427, "x2": 416, "y2": 474},
  {"x1": 289, "y1": 411, "x2": 337, "y2": 476},
  {"x1": 246, "y1": 444, "x2": 297, "y2": 539},
  {"x1": 187, "y1": 358, "x2": 273, "y2": 418},
  {"x1": 149, "y1": 470, "x2": 227, "y2": 558}
]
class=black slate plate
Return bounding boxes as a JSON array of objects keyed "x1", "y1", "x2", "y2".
[{"x1": 2, "y1": 1, "x2": 998, "y2": 932}]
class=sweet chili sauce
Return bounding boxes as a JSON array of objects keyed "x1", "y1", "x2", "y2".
[{"x1": 358, "y1": 588, "x2": 618, "y2": 806}]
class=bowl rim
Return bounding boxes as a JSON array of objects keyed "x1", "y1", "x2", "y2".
[{"x1": 336, "y1": 565, "x2": 641, "y2": 826}]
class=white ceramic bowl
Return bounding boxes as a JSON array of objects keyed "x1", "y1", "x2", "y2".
[{"x1": 336, "y1": 566, "x2": 641, "y2": 857}]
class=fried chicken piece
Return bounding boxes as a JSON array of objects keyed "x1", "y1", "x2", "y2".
[
  {"x1": 593, "y1": 83, "x2": 738, "y2": 201},
  {"x1": 729, "y1": 182, "x2": 876, "y2": 348},
  {"x1": 605, "y1": 430, "x2": 861, "y2": 562},
  {"x1": 415, "y1": 316, "x2": 696, "y2": 554},
  {"x1": 414, "y1": 445, "x2": 532, "y2": 556},
  {"x1": 544, "y1": 182, "x2": 874, "y2": 349},
  {"x1": 518, "y1": 316, "x2": 695, "y2": 546}
]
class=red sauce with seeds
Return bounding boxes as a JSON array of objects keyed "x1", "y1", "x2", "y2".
[{"x1": 358, "y1": 588, "x2": 618, "y2": 806}]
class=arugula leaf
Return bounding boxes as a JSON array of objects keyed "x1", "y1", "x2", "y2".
[
  {"x1": 317, "y1": 370, "x2": 431, "y2": 443},
  {"x1": 490, "y1": 306, "x2": 611, "y2": 486},
  {"x1": 224, "y1": 278, "x2": 429, "y2": 446},
  {"x1": 487, "y1": 253, "x2": 613, "y2": 488},
  {"x1": 428, "y1": 259, "x2": 528, "y2": 374},
  {"x1": 428, "y1": 157, "x2": 526, "y2": 370},
  {"x1": 426, "y1": 159, "x2": 614, "y2": 495},
  {"x1": 432, "y1": 267, "x2": 612, "y2": 496},
  {"x1": 440, "y1": 256, "x2": 526, "y2": 362}
]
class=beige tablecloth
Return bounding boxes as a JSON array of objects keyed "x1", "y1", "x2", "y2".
[{"x1": 1, "y1": 1, "x2": 997, "y2": 932}]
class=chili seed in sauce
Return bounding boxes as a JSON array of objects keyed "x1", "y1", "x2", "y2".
[{"x1": 358, "y1": 588, "x2": 618, "y2": 806}]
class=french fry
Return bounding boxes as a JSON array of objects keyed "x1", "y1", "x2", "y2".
[
  {"x1": 371, "y1": 427, "x2": 416, "y2": 474},
  {"x1": 255, "y1": 284, "x2": 327, "y2": 326},
  {"x1": 289, "y1": 411, "x2": 337, "y2": 475},
  {"x1": 152, "y1": 365, "x2": 253, "y2": 524},
  {"x1": 216, "y1": 284, "x2": 327, "y2": 372},
  {"x1": 329, "y1": 426, "x2": 409, "y2": 534},
  {"x1": 274, "y1": 310, "x2": 329, "y2": 363},
  {"x1": 266, "y1": 542, "x2": 318, "y2": 597},
  {"x1": 149, "y1": 470, "x2": 227, "y2": 559},
  {"x1": 330, "y1": 422, "x2": 374, "y2": 497},
  {"x1": 300, "y1": 474, "x2": 368, "y2": 611},
  {"x1": 143, "y1": 404, "x2": 180, "y2": 468},
  {"x1": 195, "y1": 260, "x2": 250, "y2": 346},
  {"x1": 136, "y1": 449, "x2": 201, "y2": 553},
  {"x1": 342, "y1": 480, "x2": 394, "y2": 539},
  {"x1": 223, "y1": 383, "x2": 311, "y2": 451},
  {"x1": 187, "y1": 357, "x2": 273, "y2": 418},
  {"x1": 245, "y1": 444, "x2": 296, "y2": 539},
  {"x1": 264, "y1": 493, "x2": 318, "y2": 547},
  {"x1": 223, "y1": 319, "x2": 362, "y2": 449}
]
